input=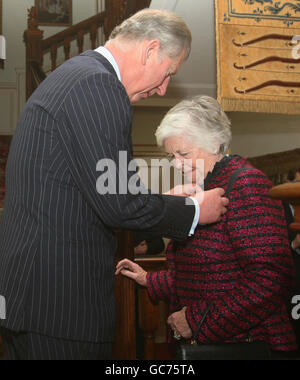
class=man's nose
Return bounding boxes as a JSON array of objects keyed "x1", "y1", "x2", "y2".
[{"x1": 156, "y1": 77, "x2": 171, "y2": 97}]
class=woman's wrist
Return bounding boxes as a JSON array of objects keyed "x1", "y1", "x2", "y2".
[{"x1": 141, "y1": 271, "x2": 148, "y2": 287}]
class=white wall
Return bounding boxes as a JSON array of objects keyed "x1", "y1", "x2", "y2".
[
  {"x1": 230, "y1": 112, "x2": 300, "y2": 158},
  {"x1": 150, "y1": 0, "x2": 216, "y2": 100}
]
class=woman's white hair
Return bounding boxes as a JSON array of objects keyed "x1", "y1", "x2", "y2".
[
  {"x1": 155, "y1": 96, "x2": 232, "y2": 155},
  {"x1": 109, "y1": 9, "x2": 192, "y2": 60}
]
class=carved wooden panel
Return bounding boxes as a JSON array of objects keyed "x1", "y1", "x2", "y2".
[{"x1": 216, "y1": 0, "x2": 300, "y2": 114}]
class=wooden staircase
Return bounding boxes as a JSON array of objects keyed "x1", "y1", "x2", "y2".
[{"x1": 23, "y1": 0, "x2": 151, "y2": 100}]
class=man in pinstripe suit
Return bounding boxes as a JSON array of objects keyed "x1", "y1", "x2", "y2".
[{"x1": 0, "y1": 9, "x2": 228, "y2": 360}]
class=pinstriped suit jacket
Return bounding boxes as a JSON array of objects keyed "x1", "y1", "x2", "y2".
[{"x1": 0, "y1": 51, "x2": 195, "y2": 342}]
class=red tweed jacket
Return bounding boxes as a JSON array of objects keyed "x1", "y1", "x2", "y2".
[{"x1": 147, "y1": 155, "x2": 297, "y2": 352}]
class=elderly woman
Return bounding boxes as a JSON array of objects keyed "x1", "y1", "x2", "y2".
[{"x1": 116, "y1": 95, "x2": 298, "y2": 357}]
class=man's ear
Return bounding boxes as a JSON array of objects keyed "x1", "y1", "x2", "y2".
[{"x1": 141, "y1": 40, "x2": 161, "y2": 65}]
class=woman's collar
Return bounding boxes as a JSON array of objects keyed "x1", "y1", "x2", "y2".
[{"x1": 204, "y1": 155, "x2": 235, "y2": 186}]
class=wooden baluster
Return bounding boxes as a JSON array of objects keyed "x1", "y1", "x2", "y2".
[
  {"x1": 90, "y1": 24, "x2": 98, "y2": 50},
  {"x1": 50, "y1": 44, "x2": 58, "y2": 72},
  {"x1": 135, "y1": 257, "x2": 169, "y2": 360},
  {"x1": 138, "y1": 287, "x2": 160, "y2": 360},
  {"x1": 24, "y1": 6, "x2": 44, "y2": 99},
  {"x1": 64, "y1": 37, "x2": 71, "y2": 61},
  {"x1": 77, "y1": 30, "x2": 85, "y2": 54},
  {"x1": 113, "y1": 230, "x2": 136, "y2": 360}
]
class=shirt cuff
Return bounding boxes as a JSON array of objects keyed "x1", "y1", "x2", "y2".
[{"x1": 188, "y1": 197, "x2": 200, "y2": 236}]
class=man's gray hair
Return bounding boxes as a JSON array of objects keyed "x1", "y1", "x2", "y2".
[
  {"x1": 109, "y1": 9, "x2": 192, "y2": 60},
  {"x1": 155, "y1": 96, "x2": 232, "y2": 155}
]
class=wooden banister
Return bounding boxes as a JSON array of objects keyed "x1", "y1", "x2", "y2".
[
  {"x1": 248, "y1": 149, "x2": 300, "y2": 186},
  {"x1": 270, "y1": 182, "x2": 300, "y2": 233},
  {"x1": 41, "y1": 12, "x2": 106, "y2": 52}
]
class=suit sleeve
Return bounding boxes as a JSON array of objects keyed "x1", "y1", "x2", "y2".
[
  {"x1": 57, "y1": 72, "x2": 195, "y2": 240},
  {"x1": 146, "y1": 238, "x2": 165, "y2": 255},
  {"x1": 134, "y1": 231, "x2": 165, "y2": 254},
  {"x1": 185, "y1": 171, "x2": 295, "y2": 343}
]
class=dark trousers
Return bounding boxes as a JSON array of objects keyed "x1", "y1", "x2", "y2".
[{"x1": 0, "y1": 328, "x2": 112, "y2": 360}]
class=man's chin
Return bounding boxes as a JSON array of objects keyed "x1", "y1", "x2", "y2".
[{"x1": 130, "y1": 93, "x2": 149, "y2": 104}]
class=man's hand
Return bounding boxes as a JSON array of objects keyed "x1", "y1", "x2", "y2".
[
  {"x1": 193, "y1": 188, "x2": 229, "y2": 225},
  {"x1": 165, "y1": 185, "x2": 229, "y2": 225},
  {"x1": 167, "y1": 307, "x2": 193, "y2": 340}
]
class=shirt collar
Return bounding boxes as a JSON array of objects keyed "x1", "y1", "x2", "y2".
[{"x1": 94, "y1": 46, "x2": 121, "y2": 82}]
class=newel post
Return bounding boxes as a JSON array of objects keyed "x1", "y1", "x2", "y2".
[
  {"x1": 23, "y1": 6, "x2": 44, "y2": 100},
  {"x1": 104, "y1": 0, "x2": 127, "y2": 41}
]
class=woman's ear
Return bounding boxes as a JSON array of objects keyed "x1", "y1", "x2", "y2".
[{"x1": 141, "y1": 39, "x2": 161, "y2": 65}]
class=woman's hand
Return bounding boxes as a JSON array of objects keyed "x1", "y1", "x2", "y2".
[
  {"x1": 167, "y1": 307, "x2": 193, "y2": 340},
  {"x1": 115, "y1": 259, "x2": 147, "y2": 287}
]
